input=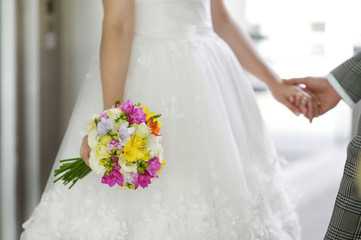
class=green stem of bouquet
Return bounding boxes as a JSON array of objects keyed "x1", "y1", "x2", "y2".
[
  {"x1": 68, "y1": 164, "x2": 93, "y2": 189},
  {"x1": 54, "y1": 158, "x2": 92, "y2": 189}
]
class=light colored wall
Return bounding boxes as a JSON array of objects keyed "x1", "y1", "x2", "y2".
[
  {"x1": 1, "y1": 0, "x2": 17, "y2": 239},
  {"x1": 21, "y1": 0, "x2": 42, "y2": 215},
  {"x1": 59, "y1": 0, "x2": 103, "y2": 134}
]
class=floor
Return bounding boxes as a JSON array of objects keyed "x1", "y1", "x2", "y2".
[{"x1": 284, "y1": 144, "x2": 347, "y2": 240}]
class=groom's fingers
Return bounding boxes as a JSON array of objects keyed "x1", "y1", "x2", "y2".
[{"x1": 306, "y1": 87, "x2": 322, "y2": 105}]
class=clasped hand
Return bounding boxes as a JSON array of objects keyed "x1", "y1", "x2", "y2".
[{"x1": 280, "y1": 77, "x2": 341, "y2": 121}]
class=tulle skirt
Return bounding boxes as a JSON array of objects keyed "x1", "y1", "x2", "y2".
[{"x1": 21, "y1": 31, "x2": 300, "y2": 240}]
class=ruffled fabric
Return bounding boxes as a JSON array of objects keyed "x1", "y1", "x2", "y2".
[
  {"x1": 22, "y1": 162, "x2": 299, "y2": 240},
  {"x1": 21, "y1": 0, "x2": 300, "y2": 238}
]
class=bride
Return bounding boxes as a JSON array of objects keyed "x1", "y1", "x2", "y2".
[{"x1": 21, "y1": 0, "x2": 317, "y2": 239}]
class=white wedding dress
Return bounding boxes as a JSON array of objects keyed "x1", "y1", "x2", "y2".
[{"x1": 21, "y1": 0, "x2": 301, "y2": 239}]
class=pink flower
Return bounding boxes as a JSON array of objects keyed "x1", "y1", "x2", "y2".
[
  {"x1": 107, "y1": 139, "x2": 122, "y2": 153},
  {"x1": 123, "y1": 172, "x2": 139, "y2": 189},
  {"x1": 146, "y1": 157, "x2": 162, "y2": 178},
  {"x1": 110, "y1": 155, "x2": 118, "y2": 162},
  {"x1": 138, "y1": 172, "x2": 152, "y2": 188},
  {"x1": 120, "y1": 100, "x2": 135, "y2": 115},
  {"x1": 129, "y1": 108, "x2": 147, "y2": 125},
  {"x1": 101, "y1": 166, "x2": 124, "y2": 187},
  {"x1": 99, "y1": 112, "x2": 109, "y2": 121}
]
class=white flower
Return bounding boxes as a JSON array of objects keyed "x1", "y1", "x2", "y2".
[
  {"x1": 117, "y1": 122, "x2": 136, "y2": 146},
  {"x1": 89, "y1": 151, "x2": 106, "y2": 175},
  {"x1": 85, "y1": 114, "x2": 99, "y2": 131},
  {"x1": 118, "y1": 154, "x2": 137, "y2": 173},
  {"x1": 106, "y1": 108, "x2": 124, "y2": 129},
  {"x1": 88, "y1": 129, "x2": 98, "y2": 149},
  {"x1": 134, "y1": 123, "x2": 151, "y2": 138},
  {"x1": 107, "y1": 108, "x2": 121, "y2": 121},
  {"x1": 97, "y1": 118, "x2": 115, "y2": 135},
  {"x1": 146, "y1": 134, "x2": 162, "y2": 158},
  {"x1": 123, "y1": 172, "x2": 137, "y2": 184}
]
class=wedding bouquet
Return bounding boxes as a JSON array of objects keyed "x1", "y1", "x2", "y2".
[{"x1": 54, "y1": 100, "x2": 165, "y2": 190}]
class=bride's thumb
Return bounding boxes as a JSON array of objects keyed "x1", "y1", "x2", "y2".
[{"x1": 283, "y1": 78, "x2": 305, "y2": 85}]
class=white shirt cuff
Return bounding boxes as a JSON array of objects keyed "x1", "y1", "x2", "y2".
[{"x1": 326, "y1": 73, "x2": 355, "y2": 108}]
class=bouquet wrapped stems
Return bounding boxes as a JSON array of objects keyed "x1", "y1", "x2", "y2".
[{"x1": 54, "y1": 158, "x2": 92, "y2": 189}]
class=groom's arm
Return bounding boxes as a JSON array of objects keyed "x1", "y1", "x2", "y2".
[{"x1": 327, "y1": 52, "x2": 361, "y2": 107}]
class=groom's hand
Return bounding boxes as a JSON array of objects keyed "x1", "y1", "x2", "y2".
[{"x1": 283, "y1": 77, "x2": 341, "y2": 117}]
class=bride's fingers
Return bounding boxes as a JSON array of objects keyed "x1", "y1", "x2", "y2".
[
  {"x1": 299, "y1": 96, "x2": 308, "y2": 116},
  {"x1": 284, "y1": 99, "x2": 301, "y2": 116},
  {"x1": 302, "y1": 97, "x2": 314, "y2": 122},
  {"x1": 295, "y1": 94, "x2": 302, "y2": 107},
  {"x1": 312, "y1": 97, "x2": 319, "y2": 118},
  {"x1": 303, "y1": 88, "x2": 320, "y2": 119},
  {"x1": 306, "y1": 98, "x2": 315, "y2": 122},
  {"x1": 288, "y1": 95, "x2": 295, "y2": 104}
]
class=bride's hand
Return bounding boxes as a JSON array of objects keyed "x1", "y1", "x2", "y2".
[
  {"x1": 269, "y1": 81, "x2": 319, "y2": 122},
  {"x1": 80, "y1": 135, "x2": 91, "y2": 167}
]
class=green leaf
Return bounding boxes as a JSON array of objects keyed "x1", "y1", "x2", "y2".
[
  {"x1": 120, "y1": 113, "x2": 128, "y2": 120},
  {"x1": 115, "y1": 117, "x2": 121, "y2": 123},
  {"x1": 150, "y1": 114, "x2": 162, "y2": 119},
  {"x1": 137, "y1": 167, "x2": 145, "y2": 174},
  {"x1": 139, "y1": 161, "x2": 149, "y2": 168},
  {"x1": 108, "y1": 130, "x2": 117, "y2": 136},
  {"x1": 127, "y1": 184, "x2": 135, "y2": 190}
]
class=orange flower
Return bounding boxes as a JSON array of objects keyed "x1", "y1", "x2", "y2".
[{"x1": 147, "y1": 118, "x2": 161, "y2": 136}]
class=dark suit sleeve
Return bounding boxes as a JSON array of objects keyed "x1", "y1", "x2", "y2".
[{"x1": 330, "y1": 52, "x2": 361, "y2": 104}]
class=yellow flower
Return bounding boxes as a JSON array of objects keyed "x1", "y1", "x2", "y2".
[
  {"x1": 94, "y1": 144, "x2": 110, "y2": 159},
  {"x1": 156, "y1": 120, "x2": 163, "y2": 129},
  {"x1": 132, "y1": 136, "x2": 143, "y2": 148},
  {"x1": 141, "y1": 148, "x2": 151, "y2": 161},
  {"x1": 99, "y1": 135, "x2": 112, "y2": 145},
  {"x1": 123, "y1": 136, "x2": 145, "y2": 162},
  {"x1": 142, "y1": 106, "x2": 163, "y2": 131},
  {"x1": 142, "y1": 106, "x2": 155, "y2": 121}
]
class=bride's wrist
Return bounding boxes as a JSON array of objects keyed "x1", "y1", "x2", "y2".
[
  {"x1": 266, "y1": 79, "x2": 282, "y2": 93},
  {"x1": 257, "y1": 70, "x2": 282, "y2": 92}
]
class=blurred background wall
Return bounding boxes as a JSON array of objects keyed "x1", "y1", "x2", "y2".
[
  {"x1": 1, "y1": 0, "x2": 360, "y2": 239},
  {"x1": 1, "y1": 0, "x2": 103, "y2": 239},
  {"x1": 1, "y1": 0, "x2": 17, "y2": 239}
]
